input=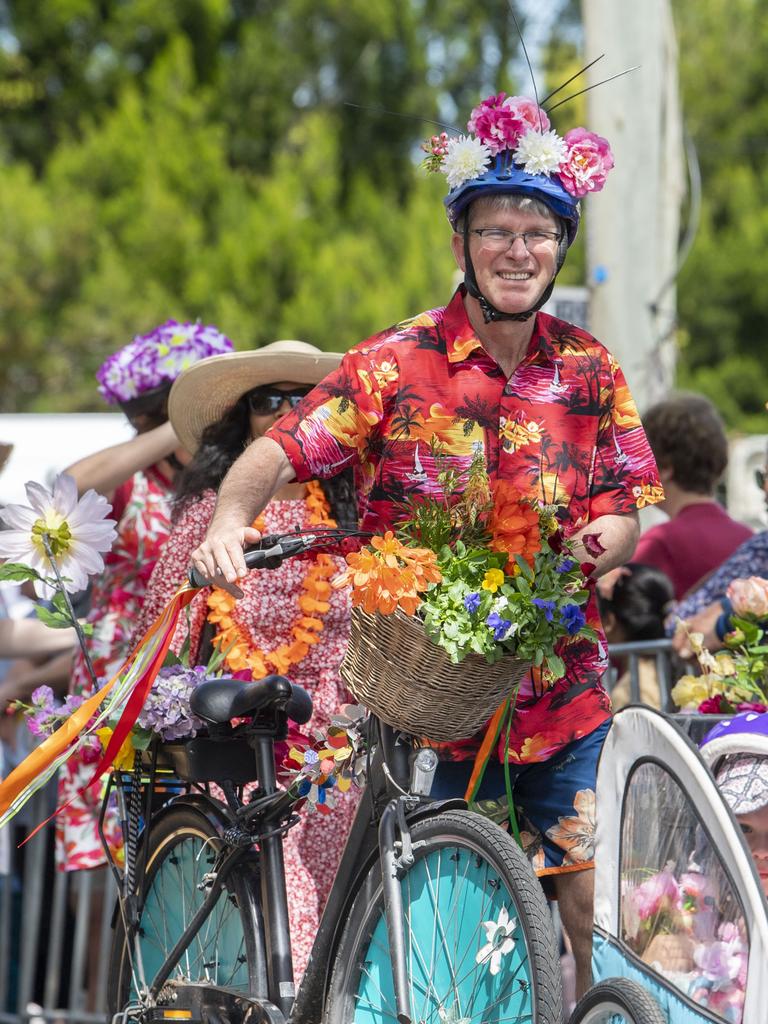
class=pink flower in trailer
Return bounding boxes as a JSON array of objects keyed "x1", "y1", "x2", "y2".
[
  {"x1": 558, "y1": 127, "x2": 615, "y2": 198},
  {"x1": 629, "y1": 866, "x2": 682, "y2": 921}
]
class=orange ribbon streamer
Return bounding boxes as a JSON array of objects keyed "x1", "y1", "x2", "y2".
[{"x1": 0, "y1": 583, "x2": 197, "y2": 828}]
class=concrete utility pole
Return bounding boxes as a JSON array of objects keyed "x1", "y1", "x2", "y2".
[{"x1": 581, "y1": 0, "x2": 685, "y2": 410}]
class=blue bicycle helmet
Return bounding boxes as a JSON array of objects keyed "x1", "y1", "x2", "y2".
[{"x1": 444, "y1": 157, "x2": 581, "y2": 246}]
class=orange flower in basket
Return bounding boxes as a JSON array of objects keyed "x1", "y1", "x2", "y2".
[
  {"x1": 333, "y1": 531, "x2": 441, "y2": 616},
  {"x1": 488, "y1": 481, "x2": 541, "y2": 573}
]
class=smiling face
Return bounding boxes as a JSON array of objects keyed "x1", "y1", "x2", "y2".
[{"x1": 451, "y1": 195, "x2": 560, "y2": 315}]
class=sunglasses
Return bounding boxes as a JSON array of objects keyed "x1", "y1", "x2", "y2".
[
  {"x1": 246, "y1": 386, "x2": 312, "y2": 415},
  {"x1": 756, "y1": 469, "x2": 767, "y2": 491}
]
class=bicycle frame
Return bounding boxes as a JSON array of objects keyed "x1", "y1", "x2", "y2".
[{"x1": 105, "y1": 716, "x2": 463, "y2": 1024}]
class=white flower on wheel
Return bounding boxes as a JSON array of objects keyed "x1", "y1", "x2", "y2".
[
  {"x1": 437, "y1": 1005, "x2": 471, "y2": 1024},
  {"x1": 0, "y1": 473, "x2": 116, "y2": 596},
  {"x1": 475, "y1": 905, "x2": 517, "y2": 975}
]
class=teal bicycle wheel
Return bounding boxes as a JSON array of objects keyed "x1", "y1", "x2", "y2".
[
  {"x1": 108, "y1": 805, "x2": 266, "y2": 1015},
  {"x1": 324, "y1": 810, "x2": 562, "y2": 1024}
]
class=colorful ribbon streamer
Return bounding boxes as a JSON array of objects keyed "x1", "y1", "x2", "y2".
[
  {"x1": 0, "y1": 582, "x2": 197, "y2": 830},
  {"x1": 464, "y1": 687, "x2": 523, "y2": 847}
]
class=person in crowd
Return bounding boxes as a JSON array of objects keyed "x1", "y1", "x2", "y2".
[
  {"x1": 57, "y1": 319, "x2": 233, "y2": 873},
  {"x1": 189, "y1": 93, "x2": 663, "y2": 996},
  {"x1": 596, "y1": 563, "x2": 675, "y2": 709},
  {"x1": 673, "y1": 446, "x2": 768, "y2": 655},
  {"x1": 634, "y1": 393, "x2": 752, "y2": 601},
  {"x1": 133, "y1": 340, "x2": 358, "y2": 981}
]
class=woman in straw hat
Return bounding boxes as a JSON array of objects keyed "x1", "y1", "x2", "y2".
[{"x1": 134, "y1": 340, "x2": 357, "y2": 981}]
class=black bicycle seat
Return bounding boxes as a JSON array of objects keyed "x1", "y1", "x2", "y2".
[{"x1": 190, "y1": 675, "x2": 313, "y2": 725}]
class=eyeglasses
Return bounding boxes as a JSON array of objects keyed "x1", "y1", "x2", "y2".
[
  {"x1": 470, "y1": 228, "x2": 562, "y2": 253},
  {"x1": 246, "y1": 386, "x2": 312, "y2": 415},
  {"x1": 756, "y1": 469, "x2": 767, "y2": 491}
]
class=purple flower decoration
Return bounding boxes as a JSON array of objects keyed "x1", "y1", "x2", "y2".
[
  {"x1": 97, "y1": 320, "x2": 234, "y2": 404},
  {"x1": 464, "y1": 592, "x2": 481, "y2": 614},
  {"x1": 560, "y1": 603, "x2": 586, "y2": 635},
  {"x1": 556, "y1": 559, "x2": 576, "y2": 573},
  {"x1": 532, "y1": 598, "x2": 556, "y2": 622},
  {"x1": 136, "y1": 664, "x2": 207, "y2": 741},
  {"x1": 486, "y1": 611, "x2": 512, "y2": 641}
]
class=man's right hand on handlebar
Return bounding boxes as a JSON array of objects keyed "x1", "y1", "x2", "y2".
[{"x1": 190, "y1": 520, "x2": 263, "y2": 597}]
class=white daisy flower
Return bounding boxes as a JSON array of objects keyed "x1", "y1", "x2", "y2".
[
  {"x1": 443, "y1": 135, "x2": 493, "y2": 190},
  {"x1": 475, "y1": 905, "x2": 517, "y2": 975},
  {"x1": 0, "y1": 473, "x2": 117, "y2": 597},
  {"x1": 513, "y1": 128, "x2": 567, "y2": 176}
]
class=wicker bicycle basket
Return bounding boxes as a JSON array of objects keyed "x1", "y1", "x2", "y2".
[{"x1": 339, "y1": 606, "x2": 529, "y2": 742}]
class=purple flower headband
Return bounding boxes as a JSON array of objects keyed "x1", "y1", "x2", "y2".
[
  {"x1": 97, "y1": 319, "x2": 234, "y2": 405},
  {"x1": 422, "y1": 92, "x2": 614, "y2": 199}
]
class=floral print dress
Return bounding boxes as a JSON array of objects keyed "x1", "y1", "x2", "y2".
[
  {"x1": 135, "y1": 490, "x2": 357, "y2": 982},
  {"x1": 56, "y1": 467, "x2": 173, "y2": 871}
]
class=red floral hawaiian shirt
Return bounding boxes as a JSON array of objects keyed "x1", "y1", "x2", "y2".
[{"x1": 268, "y1": 287, "x2": 663, "y2": 764}]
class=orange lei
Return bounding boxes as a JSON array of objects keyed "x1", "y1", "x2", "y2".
[{"x1": 206, "y1": 480, "x2": 338, "y2": 679}]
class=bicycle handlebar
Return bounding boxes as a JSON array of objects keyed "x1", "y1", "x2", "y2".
[{"x1": 188, "y1": 528, "x2": 369, "y2": 590}]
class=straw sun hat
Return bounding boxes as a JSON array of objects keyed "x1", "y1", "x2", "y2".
[{"x1": 168, "y1": 339, "x2": 342, "y2": 453}]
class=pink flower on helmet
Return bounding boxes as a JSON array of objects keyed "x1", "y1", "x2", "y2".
[
  {"x1": 558, "y1": 127, "x2": 615, "y2": 197},
  {"x1": 727, "y1": 576, "x2": 768, "y2": 618},
  {"x1": 467, "y1": 92, "x2": 526, "y2": 156},
  {"x1": 503, "y1": 95, "x2": 550, "y2": 133}
]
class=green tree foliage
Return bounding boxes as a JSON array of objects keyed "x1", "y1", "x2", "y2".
[
  {"x1": 0, "y1": 0, "x2": 555, "y2": 411},
  {"x1": 673, "y1": 0, "x2": 768, "y2": 432}
]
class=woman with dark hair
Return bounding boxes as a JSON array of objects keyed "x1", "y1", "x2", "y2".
[
  {"x1": 134, "y1": 341, "x2": 358, "y2": 981},
  {"x1": 58, "y1": 320, "x2": 233, "y2": 873},
  {"x1": 596, "y1": 562, "x2": 675, "y2": 709}
]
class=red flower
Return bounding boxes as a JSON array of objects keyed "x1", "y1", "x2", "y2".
[{"x1": 699, "y1": 695, "x2": 727, "y2": 714}]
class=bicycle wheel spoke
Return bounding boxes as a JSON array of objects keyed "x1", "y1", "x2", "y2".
[{"x1": 327, "y1": 813, "x2": 558, "y2": 1024}]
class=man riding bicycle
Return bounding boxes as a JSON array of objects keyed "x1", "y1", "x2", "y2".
[{"x1": 192, "y1": 90, "x2": 663, "y2": 996}]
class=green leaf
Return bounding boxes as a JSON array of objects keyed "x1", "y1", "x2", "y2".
[
  {"x1": 35, "y1": 604, "x2": 74, "y2": 629},
  {"x1": 546, "y1": 654, "x2": 566, "y2": 679},
  {"x1": 0, "y1": 563, "x2": 41, "y2": 583},
  {"x1": 162, "y1": 650, "x2": 183, "y2": 668},
  {"x1": 130, "y1": 727, "x2": 154, "y2": 751}
]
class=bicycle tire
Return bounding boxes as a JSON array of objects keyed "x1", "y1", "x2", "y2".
[
  {"x1": 323, "y1": 809, "x2": 563, "y2": 1024},
  {"x1": 569, "y1": 978, "x2": 667, "y2": 1024},
  {"x1": 107, "y1": 804, "x2": 266, "y2": 1016}
]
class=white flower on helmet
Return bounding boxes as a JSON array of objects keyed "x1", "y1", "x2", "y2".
[
  {"x1": 513, "y1": 128, "x2": 567, "y2": 176},
  {"x1": 0, "y1": 473, "x2": 117, "y2": 597},
  {"x1": 442, "y1": 135, "x2": 493, "y2": 190}
]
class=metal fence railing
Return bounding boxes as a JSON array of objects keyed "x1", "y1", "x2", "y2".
[
  {"x1": 605, "y1": 638, "x2": 678, "y2": 710},
  {"x1": 0, "y1": 783, "x2": 116, "y2": 1024}
]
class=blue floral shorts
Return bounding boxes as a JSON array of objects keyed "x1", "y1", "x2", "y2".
[{"x1": 429, "y1": 719, "x2": 610, "y2": 878}]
